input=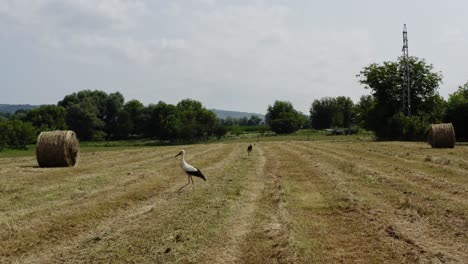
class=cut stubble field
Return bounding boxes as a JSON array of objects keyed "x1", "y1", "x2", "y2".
[{"x1": 0, "y1": 140, "x2": 467, "y2": 263}]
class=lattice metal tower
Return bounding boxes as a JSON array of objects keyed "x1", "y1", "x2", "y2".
[{"x1": 402, "y1": 24, "x2": 411, "y2": 116}]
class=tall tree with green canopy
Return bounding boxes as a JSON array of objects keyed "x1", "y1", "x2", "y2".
[
  {"x1": 445, "y1": 82, "x2": 468, "y2": 140},
  {"x1": 176, "y1": 99, "x2": 217, "y2": 141},
  {"x1": 123, "y1": 99, "x2": 145, "y2": 136},
  {"x1": 103, "y1": 92, "x2": 125, "y2": 139},
  {"x1": 3, "y1": 119, "x2": 36, "y2": 149},
  {"x1": 354, "y1": 95, "x2": 375, "y2": 128},
  {"x1": 310, "y1": 97, "x2": 338, "y2": 129},
  {"x1": 0, "y1": 119, "x2": 8, "y2": 150},
  {"x1": 142, "y1": 101, "x2": 180, "y2": 140},
  {"x1": 64, "y1": 104, "x2": 105, "y2": 141},
  {"x1": 247, "y1": 115, "x2": 262, "y2": 126},
  {"x1": 23, "y1": 105, "x2": 67, "y2": 132},
  {"x1": 59, "y1": 90, "x2": 108, "y2": 116},
  {"x1": 58, "y1": 90, "x2": 124, "y2": 140},
  {"x1": 266, "y1": 101, "x2": 302, "y2": 134},
  {"x1": 335, "y1": 96, "x2": 354, "y2": 128},
  {"x1": 113, "y1": 110, "x2": 133, "y2": 140},
  {"x1": 358, "y1": 56, "x2": 443, "y2": 140},
  {"x1": 310, "y1": 97, "x2": 354, "y2": 129}
]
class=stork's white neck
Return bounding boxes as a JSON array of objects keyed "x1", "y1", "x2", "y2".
[{"x1": 179, "y1": 152, "x2": 187, "y2": 166}]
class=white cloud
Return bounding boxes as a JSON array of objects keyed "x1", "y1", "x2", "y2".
[
  {"x1": 73, "y1": 34, "x2": 189, "y2": 64},
  {"x1": 0, "y1": 0, "x2": 146, "y2": 29},
  {"x1": 153, "y1": 2, "x2": 372, "y2": 111}
]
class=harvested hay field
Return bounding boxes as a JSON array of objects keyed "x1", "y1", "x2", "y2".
[{"x1": 0, "y1": 141, "x2": 467, "y2": 263}]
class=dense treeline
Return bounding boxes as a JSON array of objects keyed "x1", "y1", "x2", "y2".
[
  {"x1": 270, "y1": 56, "x2": 467, "y2": 140},
  {"x1": 57, "y1": 91, "x2": 224, "y2": 142},
  {"x1": 310, "y1": 96, "x2": 354, "y2": 129},
  {"x1": 219, "y1": 116, "x2": 262, "y2": 127},
  {"x1": 265, "y1": 101, "x2": 308, "y2": 134},
  {"x1": 0, "y1": 118, "x2": 36, "y2": 150},
  {"x1": 1, "y1": 55, "x2": 467, "y2": 150},
  {"x1": 0, "y1": 90, "x2": 227, "y2": 149},
  {"x1": 445, "y1": 82, "x2": 468, "y2": 140},
  {"x1": 0, "y1": 112, "x2": 12, "y2": 119}
]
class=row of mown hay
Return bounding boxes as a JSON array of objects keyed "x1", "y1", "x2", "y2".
[
  {"x1": 36, "y1": 130, "x2": 80, "y2": 167},
  {"x1": 427, "y1": 123, "x2": 456, "y2": 148}
]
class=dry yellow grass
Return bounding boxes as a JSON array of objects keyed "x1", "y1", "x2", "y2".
[{"x1": 0, "y1": 141, "x2": 467, "y2": 263}]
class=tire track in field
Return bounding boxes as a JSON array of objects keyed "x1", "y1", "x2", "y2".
[
  {"x1": 206, "y1": 145, "x2": 267, "y2": 263},
  {"x1": 293, "y1": 142, "x2": 468, "y2": 251},
  {"x1": 16, "y1": 143, "x2": 238, "y2": 264},
  {"x1": 238, "y1": 143, "x2": 298, "y2": 264},
  {"x1": 308, "y1": 142, "x2": 468, "y2": 208},
  {"x1": 337, "y1": 142, "x2": 468, "y2": 185},
  {"x1": 287, "y1": 141, "x2": 468, "y2": 263},
  {"x1": 1, "y1": 144, "x2": 231, "y2": 263},
  {"x1": 354, "y1": 142, "x2": 468, "y2": 177},
  {"x1": 306, "y1": 142, "x2": 468, "y2": 216},
  {"x1": 268, "y1": 142, "x2": 405, "y2": 263},
  {"x1": 280, "y1": 142, "x2": 422, "y2": 262}
]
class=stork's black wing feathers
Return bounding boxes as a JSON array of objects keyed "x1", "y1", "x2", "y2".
[{"x1": 187, "y1": 168, "x2": 206, "y2": 181}]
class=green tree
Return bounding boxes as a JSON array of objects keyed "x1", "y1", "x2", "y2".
[
  {"x1": 445, "y1": 82, "x2": 468, "y2": 140},
  {"x1": 266, "y1": 101, "x2": 302, "y2": 134},
  {"x1": 103, "y1": 92, "x2": 125, "y2": 139},
  {"x1": 335, "y1": 96, "x2": 354, "y2": 128},
  {"x1": 310, "y1": 97, "x2": 353, "y2": 129},
  {"x1": 213, "y1": 122, "x2": 228, "y2": 139},
  {"x1": 247, "y1": 115, "x2": 262, "y2": 126},
  {"x1": 65, "y1": 104, "x2": 105, "y2": 141},
  {"x1": 0, "y1": 118, "x2": 8, "y2": 151},
  {"x1": 0, "y1": 112, "x2": 11, "y2": 119},
  {"x1": 12, "y1": 109, "x2": 29, "y2": 120},
  {"x1": 222, "y1": 117, "x2": 236, "y2": 126},
  {"x1": 58, "y1": 90, "x2": 124, "y2": 140},
  {"x1": 24, "y1": 105, "x2": 67, "y2": 132},
  {"x1": 354, "y1": 95, "x2": 375, "y2": 128},
  {"x1": 310, "y1": 97, "x2": 337, "y2": 129},
  {"x1": 59, "y1": 90, "x2": 108, "y2": 114},
  {"x1": 113, "y1": 110, "x2": 133, "y2": 140},
  {"x1": 123, "y1": 99, "x2": 145, "y2": 136},
  {"x1": 358, "y1": 56, "x2": 443, "y2": 139},
  {"x1": 5, "y1": 119, "x2": 36, "y2": 149},
  {"x1": 176, "y1": 99, "x2": 217, "y2": 141},
  {"x1": 142, "y1": 102, "x2": 180, "y2": 140}
]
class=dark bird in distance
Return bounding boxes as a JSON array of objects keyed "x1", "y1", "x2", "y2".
[{"x1": 247, "y1": 144, "x2": 253, "y2": 156}]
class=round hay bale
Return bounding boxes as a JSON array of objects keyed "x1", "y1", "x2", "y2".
[
  {"x1": 427, "y1": 123, "x2": 456, "y2": 148},
  {"x1": 36, "y1": 130, "x2": 80, "y2": 167}
]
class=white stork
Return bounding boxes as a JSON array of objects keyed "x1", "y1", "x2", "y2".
[{"x1": 175, "y1": 150, "x2": 206, "y2": 185}]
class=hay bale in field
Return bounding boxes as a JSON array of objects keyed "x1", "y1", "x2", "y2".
[
  {"x1": 36, "y1": 130, "x2": 80, "y2": 167},
  {"x1": 427, "y1": 123, "x2": 455, "y2": 148}
]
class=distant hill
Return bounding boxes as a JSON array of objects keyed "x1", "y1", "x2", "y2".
[
  {"x1": 211, "y1": 109, "x2": 264, "y2": 120},
  {"x1": 0, "y1": 104, "x2": 40, "y2": 113}
]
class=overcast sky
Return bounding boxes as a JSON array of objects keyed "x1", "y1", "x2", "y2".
[{"x1": 1, "y1": 0, "x2": 467, "y2": 114}]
